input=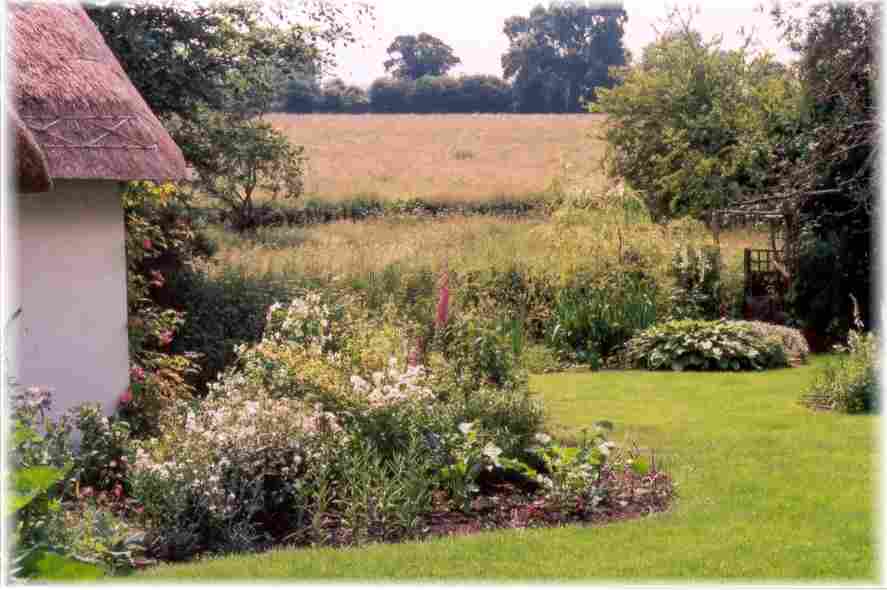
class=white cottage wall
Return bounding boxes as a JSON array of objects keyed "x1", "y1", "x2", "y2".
[{"x1": 15, "y1": 179, "x2": 130, "y2": 417}]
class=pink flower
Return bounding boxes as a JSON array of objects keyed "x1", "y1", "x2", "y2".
[
  {"x1": 435, "y1": 271, "x2": 450, "y2": 328},
  {"x1": 119, "y1": 388, "x2": 133, "y2": 405},
  {"x1": 158, "y1": 331, "x2": 173, "y2": 346},
  {"x1": 148, "y1": 270, "x2": 165, "y2": 288},
  {"x1": 130, "y1": 365, "x2": 146, "y2": 383},
  {"x1": 142, "y1": 238, "x2": 153, "y2": 250}
]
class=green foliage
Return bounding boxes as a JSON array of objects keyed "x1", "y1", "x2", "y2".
[
  {"x1": 122, "y1": 181, "x2": 203, "y2": 435},
  {"x1": 384, "y1": 33, "x2": 461, "y2": 80},
  {"x1": 519, "y1": 344, "x2": 563, "y2": 374},
  {"x1": 772, "y1": 2, "x2": 876, "y2": 333},
  {"x1": 316, "y1": 77, "x2": 370, "y2": 113},
  {"x1": 8, "y1": 388, "x2": 106, "y2": 582},
  {"x1": 528, "y1": 426, "x2": 614, "y2": 515},
  {"x1": 88, "y1": 1, "x2": 366, "y2": 122},
  {"x1": 181, "y1": 109, "x2": 307, "y2": 231},
  {"x1": 623, "y1": 319, "x2": 789, "y2": 371},
  {"x1": 731, "y1": 320, "x2": 809, "y2": 365},
  {"x1": 433, "y1": 312, "x2": 524, "y2": 392},
  {"x1": 72, "y1": 405, "x2": 133, "y2": 493},
  {"x1": 593, "y1": 17, "x2": 801, "y2": 219},
  {"x1": 367, "y1": 75, "x2": 514, "y2": 113},
  {"x1": 10, "y1": 465, "x2": 69, "y2": 517},
  {"x1": 801, "y1": 322, "x2": 878, "y2": 413},
  {"x1": 369, "y1": 77, "x2": 416, "y2": 112},
  {"x1": 548, "y1": 270, "x2": 658, "y2": 363},
  {"x1": 436, "y1": 422, "x2": 505, "y2": 513},
  {"x1": 667, "y1": 244, "x2": 721, "y2": 320},
  {"x1": 14, "y1": 550, "x2": 105, "y2": 582},
  {"x1": 127, "y1": 289, "x2": 549, "y2": 556},
  {"x1": 502, "y1": 2, "x2": 627, "y2": 113},
  {"x1": 335, "y1": 434, "x2": 436, "y2": 543},
  {"x1": 166, "y1": 268, "x2": 308, "y2": 394}
]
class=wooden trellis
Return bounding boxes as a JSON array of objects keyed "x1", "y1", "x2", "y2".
[{"x1": 713, "y1": 207, "x2": 791, "y2": 321}]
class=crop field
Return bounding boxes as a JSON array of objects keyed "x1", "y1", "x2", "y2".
[{"x1": 267, "y1": 113, "x2": 610, "y2": 203}]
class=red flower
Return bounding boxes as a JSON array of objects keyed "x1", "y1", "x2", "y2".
[
  {"x1": 119, "y1": 388, "x2": 133, "y2": 405},
  {"x1": 158, "y1": 331, "x2": 173, "y2": 347},
  {"x1": 142, "y1": 238, "x2": 153, "y2": 250}
]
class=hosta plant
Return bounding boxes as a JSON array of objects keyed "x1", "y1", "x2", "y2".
[{"x1": 623, "y1": 319, "x2": 788, "y2": 371}]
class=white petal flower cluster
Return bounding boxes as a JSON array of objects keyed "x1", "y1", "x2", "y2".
[
  {"x1": 350, "y1": 357, "x2": 434, "y2": 409},
  {"x1": 264, "y1": 292, "x2": 341, "y2": 354},
  {"x1": 131, "y1": 387, "x2": 343, "y2": 519}
]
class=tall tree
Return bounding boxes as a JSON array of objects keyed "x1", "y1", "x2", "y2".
[
  {"x1": 383, "y1": 33, "x2": 461, "y2": 80},
  {"x1": 765, "y1": 1, "x2": 879, "y2": 334},
  {"x1": 502, "y1": 2, "x2": 627, "y2": 113},
  {"x1": 593, "y1": 11, "x2": 800, "y2": 221},
  {"x1": 88, "y1": 0, "x2": 371, "y2": 230},
  {"x1": 87, "y1": 1, "x2": 368, "y2": 122}
]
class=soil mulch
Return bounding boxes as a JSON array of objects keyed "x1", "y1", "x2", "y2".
[{"x1": 98, "y1": 464, "x2": 674, "y2": 566}]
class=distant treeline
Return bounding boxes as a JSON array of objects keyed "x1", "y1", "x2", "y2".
[{"x1": 278, "y1": 74, "x2": 540, "y2": 114}]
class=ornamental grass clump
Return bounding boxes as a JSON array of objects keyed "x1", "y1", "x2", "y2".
[{"x1": 623, "y1": 319, "x2": 789, "y2": 371}]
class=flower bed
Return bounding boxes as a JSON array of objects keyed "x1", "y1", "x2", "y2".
[{"x1": 123, "y1": 289, "x2": 673, "y2": 561}]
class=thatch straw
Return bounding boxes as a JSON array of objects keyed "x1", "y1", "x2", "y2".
[
  {"x1": 9, "y1": 3, "x2": 186, "y2": 181},
  {"x1": 10, "y1": 107, "x2": 52, "y2": 193}
]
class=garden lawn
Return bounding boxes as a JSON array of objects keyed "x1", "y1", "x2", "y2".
[{"x1": 132, "y1": 355, "x2": 878, "y2": 582}]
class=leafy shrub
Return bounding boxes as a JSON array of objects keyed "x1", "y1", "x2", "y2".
[
  {"x1": 593, "y1": 24, "x2": 800, "y2": 220},
  {"x1": 177, "y1": 108, "x2": 307, "y2": 231},
  {"x1": 8, "y1": 387, "x2": 106, "y2": 582},
  {"x1": 123, "y1": 180, "x2": 209, "y2": 433},
  {"x1": 433, "y1": 312, "x2": 523, "y2": 392},
  {"x1": 55, "y1": 501, "x2": 149, "y2": 576},
  {"x1": 334, "y1": 434, "x2": 436, "y2": 544},
  {"x1": 668, "y1": 244, "x2": 721, "y2": 320},
  {"x1": 167, "y1": 268, "x2": 307, "y2": 393},
  {"x1": 801, "y1": 329, "x2": 878, "y2": 413},
  {"x1": 623, "y1": 319, "x2": 789, "y2": 371},
  {"x1": 129, "y1": 390, "x2": 343, "y2": 556},
  {"x1": 548, "y1": 270, "x2": 658, "y2": 363},
  {"x1": 731, "y1": 321, "x2": 809, "y2": 365},
  {"x1": 436, "y1": 421, "x2": 509, "y2": 513},
  {"x1": 528, "y1": 426, "x2": 619, "y2": 516},
  {"x1": 128, "y1": 288, "x2": 549, "y2": 554},
  {"x1": 520, "y1": 344, "x2": 563, "y2": 374},
  {"x1": 72, "y1": 405, "x2": 132, "y2": 493}
]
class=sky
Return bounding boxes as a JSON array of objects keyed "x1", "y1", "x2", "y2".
[{"x1": 328, "y1": 1, "x2": 802, "y2": 87}]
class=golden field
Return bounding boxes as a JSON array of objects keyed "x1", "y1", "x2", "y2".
[{"x1": 266, "y1": 113, "x2": 610, "y2": 202}]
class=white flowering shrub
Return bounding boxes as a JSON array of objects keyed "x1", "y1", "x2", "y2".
[
  {"x1": 129, "y1": 389, "x2": 343, "y2": 554},
  {"x1": 263, "y1": 291, "x2": 351, "y2": 354},
  {"x1": 128, "y1": 288, "x2": 578, "y2": 554}
]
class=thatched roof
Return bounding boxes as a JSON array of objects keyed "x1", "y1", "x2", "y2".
[
  {"x1": 9, "y1": 3, "x2": 186, "y2": 182},
  {"x1": 11, "y1": 107, "x2": 52, "y2": 193}
]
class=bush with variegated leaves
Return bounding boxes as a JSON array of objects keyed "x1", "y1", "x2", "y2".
[{"x1": 623, "y1": 319, "x2": 789, "y2": 371}]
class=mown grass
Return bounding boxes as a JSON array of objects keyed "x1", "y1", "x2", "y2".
[
  {"x1": 133, "y1": 355, "x2": 877, "y2": 582},
  {"x1": 266, "y1": 113, "x2": 609, "y2": 203}
]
